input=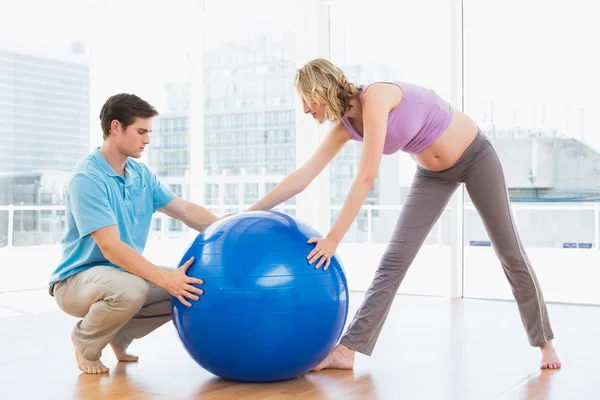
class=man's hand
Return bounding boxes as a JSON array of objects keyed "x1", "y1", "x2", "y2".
[{"x1": 161, "y1": 256, "x2": 204, "y2": 307}]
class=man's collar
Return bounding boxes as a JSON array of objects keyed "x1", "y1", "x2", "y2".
[{"x1": 92, "y1": 147, "x2": 139, "y2": 186}]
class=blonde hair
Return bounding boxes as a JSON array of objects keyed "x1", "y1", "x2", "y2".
[{"x1": 295, "y1": 58, "x2": 363, "y2": 123}]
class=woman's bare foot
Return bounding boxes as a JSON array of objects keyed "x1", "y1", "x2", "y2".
[
  {"x1": 311, "y1": 344, "x2": 355, "y2": 371},
  {"x1": 71, "y1": 333, "x2": 109, "y2": 374},
  {"x1": 110, "y1": 343, "x2": 139, "y2": 362},
  {"x1": 540, "y1": 341, "x2": 561, "y2": 369}
]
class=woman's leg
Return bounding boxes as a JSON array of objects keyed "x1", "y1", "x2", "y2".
[
  {"x1": 462, "y1": 135, "x2": 561, "y2": 369},
  {"x1": 313, "y1": 167, "x2": 459, "y2": 370}
]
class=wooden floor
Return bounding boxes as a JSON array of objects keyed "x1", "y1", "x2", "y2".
[{"x1": 1, "y1": 290, "x2": 599, "y2": 400}]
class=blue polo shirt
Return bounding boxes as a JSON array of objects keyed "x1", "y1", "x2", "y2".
[{"x1": 49, "y1": 148, "x2": 176, "y2": 287}]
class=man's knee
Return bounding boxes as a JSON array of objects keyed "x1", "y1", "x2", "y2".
[
  {"x1": 54, "y1": 266, "x2": 152, "y2": 316},
  {"x1": 110, "y1": 274, "x2": 150, "y2": 311}
]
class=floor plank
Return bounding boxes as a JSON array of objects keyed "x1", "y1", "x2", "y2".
[{"x1": 0, "y1": 291, "x2": 598, "y2": 399}]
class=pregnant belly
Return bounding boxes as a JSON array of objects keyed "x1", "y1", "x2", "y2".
[{"x1": 412, "y1": 109, "x2": 479, "y2": 172}]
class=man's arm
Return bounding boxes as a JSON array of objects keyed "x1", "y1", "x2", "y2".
[
  {"x1": 91, "y1": 226, "x2": 169, "y2": 285},
  {"x1": 91, "y1": 225, "x2": 202, "y2": 307},
  {"x1": 147, "y1": 167, "x2": 219, "y2": 232},
  {"x1": 68, "y1": 173, "x2": 202, "y2": 307},
  {"x1": 158, "y1": 197, "x2": 219, "y2": 232}
]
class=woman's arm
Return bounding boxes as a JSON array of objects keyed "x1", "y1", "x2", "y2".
[
  {"x1": 308, "y1": 86, "x2": 394, "y2": 270},
  {"x1": 248, "y1": 123, "x2": 350, "y2": 211}
]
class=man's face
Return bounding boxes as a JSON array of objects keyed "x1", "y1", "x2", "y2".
[{"x1": 113, "y1": 117, "x2": 151, "y2": 158}]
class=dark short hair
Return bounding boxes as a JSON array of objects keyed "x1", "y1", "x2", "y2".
[{"x1": 99, "y1": 93, "x2": 158, "y2": 140}]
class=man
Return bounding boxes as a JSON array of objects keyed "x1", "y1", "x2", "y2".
[{"x1": 49, "y1": 93, "x2": 218, "y2": 374}]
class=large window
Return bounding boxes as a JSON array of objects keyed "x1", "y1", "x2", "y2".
[
  {"x1": 329, "y1": 0, "x2": 453, "y2": 296},
  {"x1": 95, "y1": 1, "x2": 195, "y2": 243},
  {"x1": 2, "y1": 0, "x2": 598, "y2": 305},
  {"x1": 0, "y1": 0, "x2": 92, "y2": 248},
  {"x1": 202, "y1": 0, "x2": 297, "y2": 216},
  {"x1": 0, "y1": 0, "x2": 195, "y2": 290},
  {"x1": 463, "y1": 0, "x2": 600, "y2": 304}
]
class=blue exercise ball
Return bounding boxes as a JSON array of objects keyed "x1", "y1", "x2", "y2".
[{"x1": 171, "y1": 211, "x2": 349, "y2": 382}]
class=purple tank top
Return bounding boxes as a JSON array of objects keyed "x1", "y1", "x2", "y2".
[{"x1": 341, "y1": 81, "x2": 452, "y2": 155}]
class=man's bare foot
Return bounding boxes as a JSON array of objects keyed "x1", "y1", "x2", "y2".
[
  {"x1": 110, "y1": 343, "x2": 139, "y2": 362},
  {"x1": 311, "y1": 344, "x2": 355, "y2": 371},
  {"x1": 540, "y1": 340, "x2": 561, "y2": 369},
  {"x1": 71, "y1": 333, "x2": 109, "y2": 374}
]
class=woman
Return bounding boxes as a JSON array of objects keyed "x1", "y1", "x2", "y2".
[{"x1": 248, "y1": 58, "x2": 561, "y2": 370}]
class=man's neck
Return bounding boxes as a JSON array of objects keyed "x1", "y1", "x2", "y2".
[{"x1": 100, "y1": 142, "x2": 127, "y2": 177}]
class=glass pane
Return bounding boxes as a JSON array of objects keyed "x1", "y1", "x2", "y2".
[
  {"x1": 330, "y1": 0, "x2": 452, "y2": 296},
  {"x1": 205, "y1": 184, "x2": 220, "y2": 205},
  {"x1": 1, "y1": 0, "x2": 196, "y2": 291},
  {"x1": 331, "y1": 209, "x2": 369, "y2": 243},
  {"x1": 244, "y1": 183, "x2": 259, "y2": 205},
  {"x1": 12, "y1": 210, "x2": 66, "y2": 247},
  {"x1": 0, "y1": 0, "x2": 92, "y2": 293},
  {"x1": 224, "y1": 184, "x2": 238, "y2": 205},
  {"x1": 203, "y1": 0, "x2": 297, "y2": 211},
  {"x1": 463, "y1": 0, "x2": 600, "y2": 304},
  {"x1": 0, "y1": 210, "x2": 7, "y2": 248}
]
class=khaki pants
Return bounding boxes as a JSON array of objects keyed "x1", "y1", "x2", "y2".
[{"x1": 51, "y1": 265, "x2": 172, "y2": 361}]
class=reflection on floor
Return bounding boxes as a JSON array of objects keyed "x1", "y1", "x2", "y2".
[{"x1": 1, "y1": 290, "x2": 598, "y2": 399}]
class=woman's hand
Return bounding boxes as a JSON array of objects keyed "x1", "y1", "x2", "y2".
[{"x1": 306, "y1": 236, "x2": 339, "y2": 270}]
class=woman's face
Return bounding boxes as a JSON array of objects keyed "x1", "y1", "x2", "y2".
[{"x1": 299, "y1": 92, "x2": 326, "y2": 124}]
